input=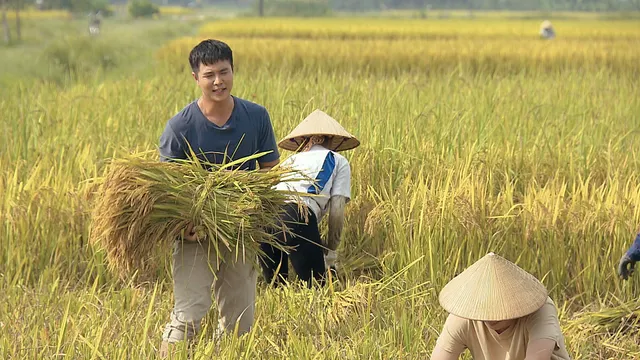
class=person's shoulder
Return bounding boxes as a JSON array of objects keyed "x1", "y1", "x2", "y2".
[
  {"x1": 166, "y1": 100, "x2": 198, "y2": 132},
  {"x1": 234, "y1": 96, "x2": 269, "y2": 118},
  {"x1": 332, "y1": 150, "x2": 349, "y2": 162},
  {"x1": 331, "y1": 151, "x2": 351, "y2": 168},
  {"x1": 444, "y1": 313, "x2": 472, "y2": 339},
  {"x1": 525, "y1": 296, "x2": 560, "y2": 324},
  {"x1": 537, "y1": 296, "x2": 559, "y2": 313},
  {"x1": 446, "y1": 313, "x2": 471, "y2": 329}
]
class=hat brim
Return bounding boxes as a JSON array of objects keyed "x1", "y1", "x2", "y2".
[{"x1": 278, "y1": 134, "x2": 360, "y2": 152}]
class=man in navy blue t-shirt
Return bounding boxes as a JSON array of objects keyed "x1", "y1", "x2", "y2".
[{"x1": 158, "y1": 39, "x2": 280, "y2": 357}]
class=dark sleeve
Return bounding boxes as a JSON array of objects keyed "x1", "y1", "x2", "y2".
[
  {"x1": 257, "y1": 109, "x2": 280, "y2": 164},
  {"x1": 625, "y1": 233, "x2": 640, "y2": 261},
  {"x1": 158, "y1": 121, "x2": 186, "y2": 162}
]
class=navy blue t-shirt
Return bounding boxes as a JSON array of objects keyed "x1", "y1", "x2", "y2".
[{"x1": 158, "y1": 96, "x2": 280, "y2": 170}]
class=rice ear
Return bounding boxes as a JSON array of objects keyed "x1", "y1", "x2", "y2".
[{"x1": 87, "y1": 151, "x2": 306, "y2": 282}]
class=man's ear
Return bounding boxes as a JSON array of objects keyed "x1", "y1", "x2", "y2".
[{"x1": 191, "y1": 71, "x2": 198, "y2": 81}]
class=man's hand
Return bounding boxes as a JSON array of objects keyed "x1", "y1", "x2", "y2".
[
  {"x1": 618, "y1": 253, "x2": 636, "y2": 280},
  {"x1": 324, "y1": 249, "x2": 338, "y2": 273},
  {"x1": 182, "y1": 222, "x2": 199, "y2": 242},
  {"x1": 258, "y1": 159, "x2": 279, "y2": 172},
  {"x1": 619, "y1": 233, "x2": 640, "y2": 281}
]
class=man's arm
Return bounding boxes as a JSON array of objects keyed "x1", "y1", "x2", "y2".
[
  {"x1": 430, "y1": 314, "x2": 468, "y2": 360},
  {"x1": 158, "y1": 121, "x2": 186, "y2": 163},
  {"x1": 256, "y1": 109, "x2": 280, "y2": 171},
  {"x1": 430, "y1": 344, "x2": 462, "y2": 360},
  {"x1": 625, "y1": 234, "x2": 640, "y2": 260},
  {"x1": 524, "y1": 339, "x2": 555, "y2": 360},
  {"x1": 327, "y1": 195, "x2": 348, "y2": 252},
  {"x1": 324, "y1": 156, "x2": 351, "y2": 265},
  {"x1": 526, "y1": 299, "x2": 565, "y2": 360},
  {"x1": 619, "y1": 233, "x2": 640, "y2": 280}
]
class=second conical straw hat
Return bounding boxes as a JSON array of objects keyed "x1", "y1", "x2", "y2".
[
  {"x1": 438, "y1": 252, "x2": 548, "y2": 321},
  {"x1": 278, "y1": 109, "x2": 360, "y2": 152}
]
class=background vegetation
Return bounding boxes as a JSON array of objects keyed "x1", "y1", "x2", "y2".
[{"x1": 1, "y1": 5, "x2": 640, "y2": 359}]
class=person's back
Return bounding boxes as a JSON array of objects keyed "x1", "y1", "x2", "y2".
[
  {"x1": 260, "y1": 109, "x2": 359, "y2": 286},
  {"x1": 275, "y1": 144, "x2": 350, "y2": 222},
  {"x1": 539, "y1": 20, "x2": 555, "y2": 40}
]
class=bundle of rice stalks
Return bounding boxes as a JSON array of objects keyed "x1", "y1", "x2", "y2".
[
  {"x1": 88, "y1": 150, "x2": 309, "y2": 280},
  {"x1": 568, "y1": 299, "x2": 640, "y2": 335}
]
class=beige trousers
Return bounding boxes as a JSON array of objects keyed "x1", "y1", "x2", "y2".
[{"x1": 161, "y1": 240, "x2": 258, "y2": 343}]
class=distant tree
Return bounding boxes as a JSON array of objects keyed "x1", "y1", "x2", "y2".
[
  {"x1": 128, "y1": 0, "x2": 159, "y2": 18},
  {"x1": 1, "y1": 0, "x2": 22, "y2": 43},
  {"x1": 13, "y1": 0, "x2": 21, "y2": 42},
  {"x1": 257, "y1": 0, "x2": 331, "y2": 16},
  {"x1": 1, "y1": 0, "x2": 10, "y2": 44}
]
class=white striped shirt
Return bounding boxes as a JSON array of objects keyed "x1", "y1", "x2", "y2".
[{"x1": 275, "y1": 144, "x2": 351, "y2": 221}]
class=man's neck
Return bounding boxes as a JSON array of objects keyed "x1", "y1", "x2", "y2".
[
  {"x1": 199, "y1": 96, "x2": 233, "y2": 116},
  {"x1": 198, "y1": 96, "x2": 234, "y2": 127}
]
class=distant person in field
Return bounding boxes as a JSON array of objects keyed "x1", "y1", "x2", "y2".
[
  {"x1": 88, "y1": 11, "x2": 101, "y2": 36},
  {"x1": 618, "y1": 233, "x2": 640, "y2": 280},
  {"x1": 430, "y1": 252, "x2": 572, "y2": 360},
  {"x1": 157, "y1": 39, "x2": 280, "y2": 358},
  {"x1": 540, "y1": 20, "x2": 556, "y2": 40},
  {"x1": 261, "y1": 109, "x2": 359, "y2": 287}
]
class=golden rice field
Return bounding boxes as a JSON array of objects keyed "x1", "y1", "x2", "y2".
[
  {"x1": 159, "y1": 18, "x2": 640, "y2": 76},
  {"x1": 158, "y1": 6, "x2": 196, "y2": 16},
  {"x1": 199, "y1": 17, "x2": 640, "y2": 39},
  {"x1": 1, "y1": 15, "x2": 640, "y2": 359}
]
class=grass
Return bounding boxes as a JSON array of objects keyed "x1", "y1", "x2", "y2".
[
  {"x1": 4, "y1": 8, "x2": 71, "y2": 20},
  {"x1": 0, "y1": 17, "x2": 203, "y2": 87},
  {"x1": 1, "y1": 14, "x2": 640, "y2": 359}
]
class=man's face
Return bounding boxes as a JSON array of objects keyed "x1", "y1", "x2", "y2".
[{"x1": 192, "y1": 60, "x2": 233, "y2": 103}]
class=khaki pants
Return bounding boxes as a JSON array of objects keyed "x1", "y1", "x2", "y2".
[{"x1": 161, "y1": 240, "x2": 258, "y2": 343}]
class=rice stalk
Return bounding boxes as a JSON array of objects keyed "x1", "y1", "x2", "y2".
[
  {"x1": 568, "y1": 299, "x2": 640, "y2": 335},
  {"x1": 87, "y1": 149, "x2": 310, "y2": 281}
]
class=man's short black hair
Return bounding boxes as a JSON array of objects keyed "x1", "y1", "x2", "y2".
[{"x1": 189, "y1": 39, "x2": 233, "y2": 75}]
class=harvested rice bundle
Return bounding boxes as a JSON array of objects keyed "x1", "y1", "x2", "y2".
[
  {"x1": 568, "y1": 299, "x2": 640, "y2": 334},
  {"x1": 88, "y1": 150, "x2": 309, "y2": 280}
]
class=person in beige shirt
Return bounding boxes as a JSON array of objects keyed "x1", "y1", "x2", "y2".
[{"x1": 430, "y1": 252, "x2": 571, "y2": 360}]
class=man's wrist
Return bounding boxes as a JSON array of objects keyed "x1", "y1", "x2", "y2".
[
  {"x1": 626, "y1": 233, "x2": 640, "y2": 261},
  {"x1": 324, "y1": 249, "x2": 337, "y2": 267}
]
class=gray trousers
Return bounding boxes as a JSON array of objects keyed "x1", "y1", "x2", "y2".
[{"x1": 162, "y1": 240, "x2": 258, "y2": 343}]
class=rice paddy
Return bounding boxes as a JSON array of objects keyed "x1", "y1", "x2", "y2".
[{"x1": 1, "y1": 12, "x2": 640, "y2": 359}]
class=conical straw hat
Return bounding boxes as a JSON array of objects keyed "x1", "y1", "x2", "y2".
[
  {"x1": 278, "y1": 109, "x2": 360, "y2": 152},
  {"x1": 438, "y1": 252, "x2": 548, "y2": 321}
]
